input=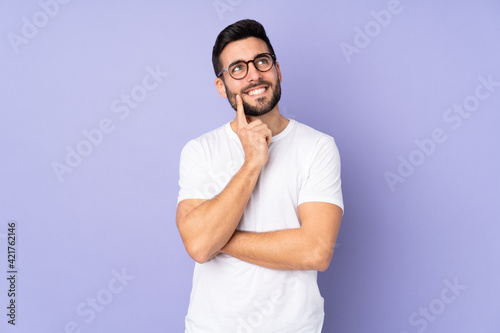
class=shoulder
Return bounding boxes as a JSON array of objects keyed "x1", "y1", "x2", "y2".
[
  {"x1": 189, "y1": 122, "x2": 230, "y2": 144},
  {"x1": 181, "y1": 123, "x2": 231, "y2": 152},
  {"x1": 286, "y1": 121, "x2": 341, "y2": 168},
  {"x1": 290, "y1": 120, "x2": 337, "y2": 146}
]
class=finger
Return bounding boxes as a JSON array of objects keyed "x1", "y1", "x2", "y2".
[
  {"x1": 265, "y1": 129, "x2": 272, "y2": 145},
  {"x1": 250, "y1": 124, "x2": 273, "y2": 146},
  {"x1": 235, "y1": 95, "x2": 248, "y2": 128},
  {"x1": 248, "y1": 122, "x2": 268, "y2": 132},
  {"x1": 245, "y1": 119, "x2": 264, "y2": 130}
]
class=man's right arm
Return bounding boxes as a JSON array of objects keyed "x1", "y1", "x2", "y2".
[
  {"x1": 176, "y1": 161, "x2": 261, "y2": 263},
  {"x1": 176, "y1": 95, "x2": 271, "y2": 263}
]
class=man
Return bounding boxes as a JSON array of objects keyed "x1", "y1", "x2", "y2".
[{"x1": 176, "y1": 19, "x2": 343, "y2": 332}]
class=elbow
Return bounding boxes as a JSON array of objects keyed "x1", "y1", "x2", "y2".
[
  {"x1": 177, "y1": 218, "x2": 212, "y2": 264},
  {"x1": 309, "y1": 246, "x2": 334, "y2": 272},
  {"x1": 315, "y1": 258, "x2": 331, "y2": 272},
  {"x1": 191, "y1": 254, "x2": 210, "y2": 265},
  {"x1": 184, "y1": 241, "x2": 211, "y2": 264},
  {"x1": 182, "y1": 233, "x2": 221, "y2": 264}
]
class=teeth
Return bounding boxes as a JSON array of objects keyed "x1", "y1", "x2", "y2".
[{"x1": 248, "y1": 87, "x2": 266, "y2": 96}]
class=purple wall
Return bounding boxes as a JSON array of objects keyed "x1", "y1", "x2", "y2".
[{"x1": 1, "y1": 1, "x2": 499, "y2": 332}]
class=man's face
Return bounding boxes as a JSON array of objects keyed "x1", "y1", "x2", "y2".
[{"x1": 216, "y1": 37, "x2": 282, "y2": 117}]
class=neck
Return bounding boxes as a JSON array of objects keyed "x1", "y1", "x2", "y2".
[{"x1": 231, "y1": 106, "x2": 290, "y2": 136}]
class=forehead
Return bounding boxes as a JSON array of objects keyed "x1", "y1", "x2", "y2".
[{"x1": 220, "y1": 37, "x2": 270, "y2": 66}]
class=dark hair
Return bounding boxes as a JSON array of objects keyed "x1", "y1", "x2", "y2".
[{"x1": 212, "y1": 19, "x2": 276, "y2": 77}]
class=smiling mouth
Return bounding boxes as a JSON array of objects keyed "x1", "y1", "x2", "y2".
[{"x1": 246, "y1": 86, "x2": 268, "y2": 96}]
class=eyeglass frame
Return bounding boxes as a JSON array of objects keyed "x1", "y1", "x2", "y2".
[{"x1": 216, "y1": 53, "x2": 277, "y2": 80}]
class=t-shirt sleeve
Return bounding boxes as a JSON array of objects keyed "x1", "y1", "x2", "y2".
[
  {"x1": 177, "y1": 140, "x2": 214, "y2": 204},
  {"x1": 298, "y1": 136, "x2": 344, "y2": 212}
]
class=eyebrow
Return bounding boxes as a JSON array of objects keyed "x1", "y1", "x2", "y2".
[{"x1": 227, "y1": 53, "x2": 268, "y2": 66}]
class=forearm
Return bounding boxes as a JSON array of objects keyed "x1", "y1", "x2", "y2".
[
  {"x1": 220, "y1": 228, "x2": 334, "y2": 271},
  {"x1": 178, "y1": 162, "x2": 262, "y2": 263}
]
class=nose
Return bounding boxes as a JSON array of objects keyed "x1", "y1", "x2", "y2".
[{"x1": 245, "y1": 62, "x2": 262, "y2": 81}]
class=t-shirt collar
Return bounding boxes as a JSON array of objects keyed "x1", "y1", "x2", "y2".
[{"x1": 225, "y1": 119, "x2": 295, "y2": 143}]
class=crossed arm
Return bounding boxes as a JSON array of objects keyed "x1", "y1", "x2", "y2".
[
  {"x1": 220, "y1": 202, "x2": 342, "y2": 271},
  {"x1": 177, "y1": 195, "x2": 342, "y2": 271}
]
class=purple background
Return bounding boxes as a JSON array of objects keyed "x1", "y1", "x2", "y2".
[{"x1": 1, "y1": 1, "x2": 499, "y2": 332}]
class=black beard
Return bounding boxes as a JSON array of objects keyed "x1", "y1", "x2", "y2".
[{"x1": 225, "y1": 80, "x2": 282, "y2": 117}]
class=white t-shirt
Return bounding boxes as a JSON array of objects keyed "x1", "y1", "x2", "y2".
[{"x1": 178, "y1": 119, "x2": 343, "y2": 333}]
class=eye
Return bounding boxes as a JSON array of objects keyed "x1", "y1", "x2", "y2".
[
  {"x1": 230, "y1": 62, "x2": 245, "y2": 74},
  {"x1": 256, "y1": 57, "x2": 269, "y2": 65}
]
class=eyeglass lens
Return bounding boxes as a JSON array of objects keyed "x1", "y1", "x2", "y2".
[{"x1": 228, "y1": 54, "x2": 274, "y2": 79}]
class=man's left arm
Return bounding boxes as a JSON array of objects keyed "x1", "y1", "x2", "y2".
[{"x1": 220, "y1": 201, "x2": 342, "y2": 271}]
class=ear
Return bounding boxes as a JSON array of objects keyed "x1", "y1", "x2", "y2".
[
  {"x1": 215, "y1": 77, "x2": 227, "y2": 98},
  {"x1": 275, "y1": 61, "x2": 283, "y2": 83}
]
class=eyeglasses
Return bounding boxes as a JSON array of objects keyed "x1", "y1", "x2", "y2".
[{"x1": 217, "y1": 53, "x2": 276, "y2": 80}]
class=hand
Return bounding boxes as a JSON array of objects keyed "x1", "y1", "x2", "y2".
[{"x1": 234, "y1": 95, "x2": 272, "y2": 168}]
